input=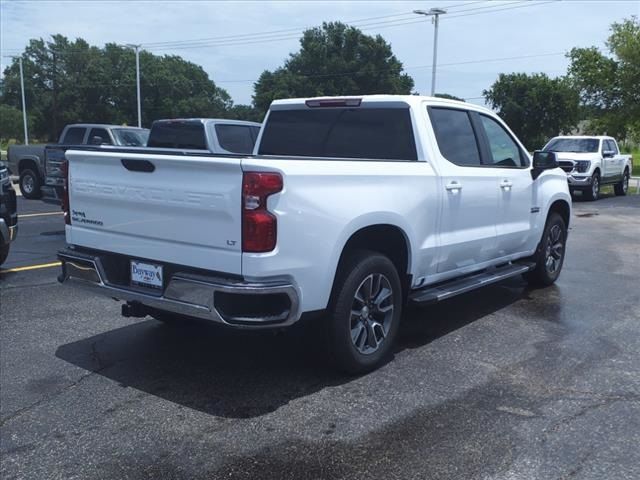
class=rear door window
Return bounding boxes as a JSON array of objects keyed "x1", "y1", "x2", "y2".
[
  {"x1": 428, "y1": 107, "x2": 481, "y2": 166},
  {"x1": 61, "y1": 127, "x2": 86, "y2": 145},
  {"x1": 259, "y1": 107, "x2": 417, "y2": 161},
  {"x1": 88, "y1": 128, "x2": 112, "y2": 145},
  {"x1": 147, "y1": 122, "x2": 207, "y2": 149},
  {"x1": 215, "y1": 124, "x2": 256, "y2": 154}
]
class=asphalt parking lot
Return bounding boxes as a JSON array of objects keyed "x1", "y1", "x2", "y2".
[{"x1": 1, "y1": 190, "x2": 639, "y2": 480}]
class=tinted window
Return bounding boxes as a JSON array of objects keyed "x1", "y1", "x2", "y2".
[
  {"x1": 479, "y1": 115, "x2": 525, "y2": 167},
  {"x1": 61, "y1": 127, "x2": 86, "y2": 145},
  {"x1": 604, "y1": 139, "x2": 618, "y2": 154},
  {"x1": 88, "y1": 128, "x2": 112, "y2": 145},
  {"x1": 428, "y1": 107, "x2": 481, "y2": 166},
  {"x1": 215, "y1": 124, "x2": 256, "y2": 154},
  {"x1": 113, "y1": 128, "x2": 149, "y2": 146},
  {"x1": 147, "y1": 122, "x2": 207, "y2": 149},
  {"x1": 543, "y1": 138, "x2": 599, "y2": 153},
  {"x1": 259, "y1": 108, "x2": 417, "y2": 161}
]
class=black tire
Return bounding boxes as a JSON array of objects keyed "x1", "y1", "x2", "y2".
[
  {"x1": 525, "y1": 212, "x2": 567, "y2": 287},
  {"x1": 584, "y1": 171, "x2": 600, "y2": 201},
  {"x1": 614, "y1": 170, "x2": 629, "y2": 196},
  {"x1": 19, "y1": 168, "x2": 43, "y2": 199},
  {"x1": 0, "y1": 243, "x2": 9, "y2": 266},
  {"x1": 326, "y1": 250, "x2": 403, "y2": 374}
]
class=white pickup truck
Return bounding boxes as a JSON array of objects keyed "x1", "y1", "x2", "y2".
[
  {"x1": 543, "y1": 135, "x2": 633, "y2": 200},
  {"x1": 57, "y1": 95, "x2": 571, "y2": 373}
]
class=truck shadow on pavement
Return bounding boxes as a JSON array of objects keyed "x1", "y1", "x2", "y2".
[{"x1": 55, "y1": 279, "x2": 529, "y2": 419}]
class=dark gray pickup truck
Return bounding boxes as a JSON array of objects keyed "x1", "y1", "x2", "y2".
[{"x1": 8, "y1": 124, "x2": 149, "y2": 199}]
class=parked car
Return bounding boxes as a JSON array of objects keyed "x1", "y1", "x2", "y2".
[
  {"x1": 147, "y1": 118, "x2": 261, "y2": 154},
  {"x1": 543, "y1": 135, "x2": 633, "y2": 200},
  {"x1": 57, "y1": 95, "x2": 571, "y2": 373},
  {"x1": 0, "y1": 165, "x2": 18, "y2": 266},
  {"x1": 8, "y1": 124, "x2": 149, "y2": 200}
]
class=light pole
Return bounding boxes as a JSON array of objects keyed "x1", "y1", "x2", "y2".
[
  {"x1": 4, "y1": 55, "x2": 29, "y2": 144},
  {"x1": 125, "y1": 44, "x2": 142, "y2": 127},
  {"x1": 413, "y1": 8, "x2": 447, "y2": 96}
]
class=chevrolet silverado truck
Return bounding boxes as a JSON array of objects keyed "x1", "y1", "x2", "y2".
[
  {"x1": 0, "y1": 165, "x2": 18, "y2": 265},
  {"x1": 57, "y1": 95, "x2": 571, "y2": 373},
  {"x1": 543, "y1": 135, "x2": 632, "y2": 200},
  {"x1": 41, "y1": 124, "x2": 149, "y2": 203}
]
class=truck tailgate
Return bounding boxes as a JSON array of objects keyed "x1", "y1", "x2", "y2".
[{"x1": 65, "y1": 150, "x2": 243, "y2": 274}]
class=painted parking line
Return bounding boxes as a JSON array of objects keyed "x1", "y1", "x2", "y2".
[
  {"x1": 19, "y1": 211, "x2": 63, "y2": 219},
  {"x1": 1, "y1": 261, "x2": 61, "y2": 273}
]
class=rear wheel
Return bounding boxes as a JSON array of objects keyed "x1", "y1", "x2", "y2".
[
  {"x1": 326, "y1": 250, "x2": 403, "y2": 374},
  {"x1": 584, "y1": 172, "x2": 600, "y2": 201},
  {"x1": 614, "y1": 170, "x2": 629, "y2": 196},
  {"x1": 19, "y1": 169, "x2": 42, "y2": 199},
  {"x1": 525, "y1": 212, "x2": 567, "y2": 287}
]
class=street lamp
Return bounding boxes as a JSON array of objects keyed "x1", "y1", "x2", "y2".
[
  {"x1": 125, "y1": 44, "x2": 142, "y2": 128},
  {"x1": 3, "y1": 55, "x2": 29, "y2": 144},
  {"x1": 413, "y1": 8, "x2": 447, "y2": 96}
]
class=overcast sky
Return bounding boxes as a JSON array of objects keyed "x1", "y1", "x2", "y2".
[{"x1": 1, "y1": 0, "x2": 638, "y2": 107}]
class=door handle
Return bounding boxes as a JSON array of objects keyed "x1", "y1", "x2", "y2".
[
  {"x1": 500, "y1": 180, "x2": 513, "y2": 189},
  {"x1": 445, "y1": 181, "x2": 463, "y2": 192}
]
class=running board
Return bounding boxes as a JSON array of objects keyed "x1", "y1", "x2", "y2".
[{"x1": 409, "y1": 262, "x2": 535, "y2": 305}]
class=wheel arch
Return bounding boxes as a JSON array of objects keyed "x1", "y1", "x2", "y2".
[
  {"x1": 548, "y1": 199, "x2": 571, "y2": 229},
  {"x1": 334, "y1": 223, "x2": 412, "y2": 295},
  {"x1": 18, "y1": 157, "x2": 40, "y2": 176}
]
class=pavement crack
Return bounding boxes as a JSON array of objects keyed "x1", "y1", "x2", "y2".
[{"x1": 0, "y1": 363, "x2": 113, "y2": 427}]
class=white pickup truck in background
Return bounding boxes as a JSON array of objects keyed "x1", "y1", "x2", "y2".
[
  {"x1": 543, "y1": 135, "x2": 633, "y2": 200},
  {"x1": 57, "y1": 95, "x2": 571, "y2": 373}
]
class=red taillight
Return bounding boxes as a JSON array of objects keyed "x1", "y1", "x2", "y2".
[
  {"x1": 61, "y1": 160, "x2": 71, "y2": 225},
  {"x1": 242, "y1": 172, "x2": 282, "y2": 252}
]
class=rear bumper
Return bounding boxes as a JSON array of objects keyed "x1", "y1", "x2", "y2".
[
  {"x1": 40, "y1": 184, "x2": 63, "y2": 205},
  {"x1": 57, "y1": 248, "x2": 301, "y2": 328}
]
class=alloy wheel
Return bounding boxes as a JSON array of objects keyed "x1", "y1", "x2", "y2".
[
  {"x1": 350, "y1": 273, "x2": 394, "y2": 355},
  {"x1": 545, "y1": 224, "x2": 564, "y2": 275}
]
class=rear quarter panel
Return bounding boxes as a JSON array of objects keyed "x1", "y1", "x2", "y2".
[{"x1": 240, "y1": 157, "x2": 439, "y2": 312}]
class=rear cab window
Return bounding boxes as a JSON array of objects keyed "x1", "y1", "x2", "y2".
[
  {"x1": 214, "y1": 124, "x2": 258, "y2": 154},
  {"x1": 259, "y1": 105, "x2": 417, "y2": 161},
  {"x1": 88, "y1": 128, "x2": 112, "y2": 145},
  {"x1": 61, "y1": 127, "x2": 86, "y2": 145},
  {"x1": 147, "y1": 121, "x2": 207, "y2": 149}
]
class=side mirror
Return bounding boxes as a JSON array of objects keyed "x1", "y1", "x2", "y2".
[
  {"x1": 603, "y1": 150, "x2": 614, "y2": 158},
  {"x1": 531, "y1": 151, "x2": 558, "y2": 180}
]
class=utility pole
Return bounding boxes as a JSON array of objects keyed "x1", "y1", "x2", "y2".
[
  {"x1": 4, "y1": 55, "x2": 29, "y2": 144},
  {"x1": 413, "y1": 8, "x2": 447, "y2": 96},
  {"x1": 126, "y1": 44, "x2": 142, "y2": 128}
]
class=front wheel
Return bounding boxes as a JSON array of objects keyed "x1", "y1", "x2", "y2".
[
  {"x1": 584, "y1": 172, "x2": 600, "y2": 201},
  {"x1": 614, "y1": 170, "x2": 629, "y2": 196},
  {"x1": 326, "y1": 250, "x2": 403, "y2": 374},
  {"x1": 525, "y1": 212, "x2": 567, "y2": 287},
  {"x1": 19, "y1": 169, "x2": 43, "y2": 199}
]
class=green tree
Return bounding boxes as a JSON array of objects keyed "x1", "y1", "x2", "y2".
[
  {"x1": 567, "y1": 17, "x2": 640, "y2": 141},
  {"x1": 483, "y1": 73, "x2": 579, "y2": 150},
  {"x1": 0, "y1": 35, "x2": 235, "y2": 140},
  {"x1": 0, "y1": 104, "x2": 25, "y2": 143},
  {"x1": 253, "y1": 22, "x2": 414, "y2": 112}
]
